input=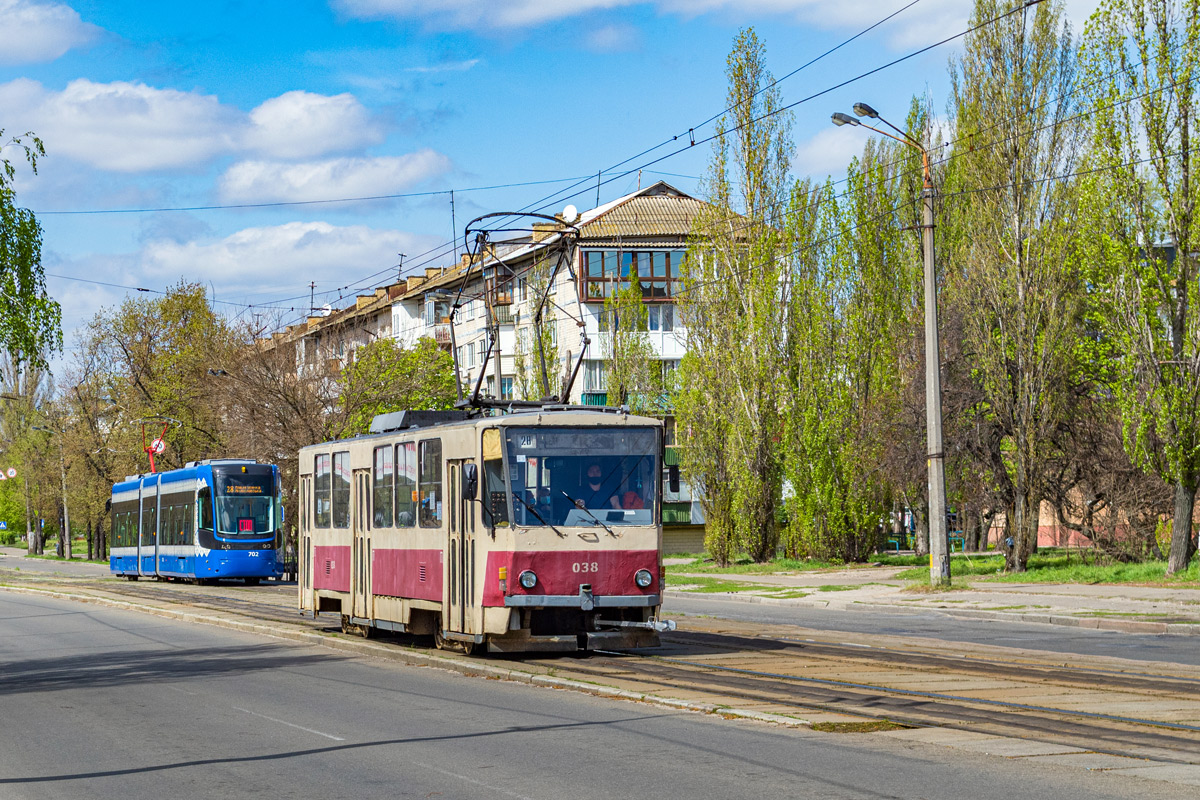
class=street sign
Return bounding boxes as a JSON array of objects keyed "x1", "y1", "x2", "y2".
[
  {"x1": 150, "y1": 438, "x2": 166, "y2": 454},
  {"x1": 5, "y1": 468, "x2": 14, "y2": 478},
  {"x1": 0, "y1": 521, "x2": 7, "y2": 530}
]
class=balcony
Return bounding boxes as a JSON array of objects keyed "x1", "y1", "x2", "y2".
[{"x1": 580, "y1": 392, "x2": 608, "y2": 406}]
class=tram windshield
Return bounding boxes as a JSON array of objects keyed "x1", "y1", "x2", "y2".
[
  {"x1": 503, "y1": 426, "x2": 658, "y2": 528},
  {"x1": 212, "y1": 467, "x2": 279, "y2": 536}
]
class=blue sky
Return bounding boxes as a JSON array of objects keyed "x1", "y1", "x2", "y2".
[{"x1": 0, "y1": 0, "x2": 1098, "y2": 376}]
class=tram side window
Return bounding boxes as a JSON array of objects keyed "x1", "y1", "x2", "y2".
[
  {"x1": 141, "y1": 503, "x2": 157, "y2": 546},
  {"x1": 184, "y1": 501, "x2": 194, "y2": 544},
  {"x1": 373, "y1": 446, "x2": 394, "y2": 528},
  {"x1": 198, "y1": 487, "x2": 213, "y2": 531},
  {"x1": 314, "y1": 454, "x2": 331, "y2": 528},
  {"x1": 418, "y1": 439, "x2": 443, "y2": 528},
  {"x1": 332, "y1": 451, "x2": 350, "y2": 528},
  {"x1": 396, "y1": 442, "x2": 416, "y2": 528}
]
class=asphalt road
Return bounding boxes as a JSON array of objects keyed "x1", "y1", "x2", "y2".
[
  {"x1": 1, "y1": 592, "x2": 1192, "y2": 800},
  {"x1": 664, "y1": 594, "x2": 1200, "y2": 667}
]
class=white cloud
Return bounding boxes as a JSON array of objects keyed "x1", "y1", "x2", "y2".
[
  {"x1": 218, "y1": 150, "x2": 452, "y2": 203},
  {"x1": 0, "y1": 79, "x2": 389, "y2": 173},
  {"x1": 243, "y1": 91, "x2": 383, "y2": 159},
  {"x1": 0, "y1": 78, "x2": 239, "y2": 172},
  {"x1": 792, "y1": 126, "x2": 868, "y2": 179},
  {"x1": 585, "y1": 23, "x2": 640, "y2": 52},
  {"x1": 333, "y1": 0, "x2": 636, "y2": 29},
  {"x1": 0, "y1": 0, "x2": 100, "y2": 64},
  {"x1": 137, "y1": 221, "x2": 434, "y2": 292},
  {"x1": 336, "y1": 0, "x2": 1096, "y2": 49}
]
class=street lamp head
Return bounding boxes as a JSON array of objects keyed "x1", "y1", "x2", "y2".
[
  {"x1": 852, "y1": 102, "x2": 880, "y2": 119},
  {"x1": 831, "y1": 112, "x2": 860, "y2": 127}
]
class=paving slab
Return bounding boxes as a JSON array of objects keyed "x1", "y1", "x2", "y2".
[
  {"x1": 1021, "y1": 752, "x2": 1154, "y2": 771},
  {"x1": 1107, "y1": 764, "x2": 1200, "y2": 786}
]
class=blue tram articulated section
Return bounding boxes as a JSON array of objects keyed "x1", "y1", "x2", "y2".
[{"x1": 110, "y1": 459, "x2": 282, "y2": 584}]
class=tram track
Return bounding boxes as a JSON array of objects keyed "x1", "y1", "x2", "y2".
[
  {"x1": 7, "y1": 569, "x2": 1200, "y2": 766},
  {"x1": 571, "y1": 638, "x2": 1200, "y2": 764}
]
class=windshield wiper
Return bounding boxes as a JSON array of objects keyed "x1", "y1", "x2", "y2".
[
  {"x1": 512, "y1": 492, "x2": 565, "y2": 537},
  {"x1": 559, "y1": 490, "x2": 618, "y2": 537}
]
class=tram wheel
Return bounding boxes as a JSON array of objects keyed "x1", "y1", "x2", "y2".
[
  {"x1": 340, "y1": 615, "x2": 372, "y2": 638},
  {"x1": 125, "y1": 575, "x2": 139, "y2": 581},
  {"x1": 244, "y1": 577, "x2": 260, "y2": 586},
  {"x1": 434, "y1": 626, "x2": 475, "y2": 655}
]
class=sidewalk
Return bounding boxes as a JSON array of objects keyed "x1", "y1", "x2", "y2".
[{"x1": 665, "y1": 560, "x2": 1200, "y2": 635}]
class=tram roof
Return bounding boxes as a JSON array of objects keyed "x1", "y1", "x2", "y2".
[{"x1": 300, "y1": 407, "x2": 663, "y2": 454}]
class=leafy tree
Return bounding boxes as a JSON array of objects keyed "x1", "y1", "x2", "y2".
[
  {"x1": 0, "y1": 129, "x2": 61, "y2": 370},
  {"x1": 1080, "y1": 0, "x2": 1200, "y2": 573},
  {"x1": 680, "y1": 28, "x2": 792, "y2": 563},
  {"x1": 339, "y1": 337, "x2": 457, "y2": 435},
  {"x1": 946, "y1": 0, "x2": 1084, "y2": 572},
  {"x1": 786, "y1": 138, "x2": 913, "y2": 562},
  {"x1": 78, "y1": 282, "x2": 240, "y2": 470},
  {"x1": 602, "y1": 271, "x2": 668, "y2": 415}
]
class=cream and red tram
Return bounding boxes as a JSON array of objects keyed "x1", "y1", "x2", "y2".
[{"x1": 298, "y1": 408, "x2": 672, "y2": 653}]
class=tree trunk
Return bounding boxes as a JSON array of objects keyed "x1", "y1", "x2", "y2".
[
  {"x1": 964, "y1": 508, "x2": 981, "y2": 552},
  {"x1": 913, "y1": 504, "x2": 930, "y2": 557},
  {"x1": 1167, "y1": 480, "x2": 1197, "y2": 575},
  {"x1": 86, "y1": 518, "x2": 95, "y2": 561}
]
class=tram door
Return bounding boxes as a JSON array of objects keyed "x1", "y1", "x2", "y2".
[
  {"x1": 446, "y1": 461, "x2": 474, "y2": 634},
  {"x1": 351, "y1": 468, "x2": 372, "y2": 620},
  {"x1": 139, "y1": 476, "x2": 160, "y2": 577}
]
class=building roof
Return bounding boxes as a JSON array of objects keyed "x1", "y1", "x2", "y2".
[{"x1": 577, "y1": 181, "x2": 706, "y2": 240}]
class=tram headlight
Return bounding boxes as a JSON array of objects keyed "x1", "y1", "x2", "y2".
[
  {"x1": 634, "y1": 569, "x2": 653, "y2": 588},
  {"x1": 518, "y1": 570, "x2": 538, "y2": 590}
]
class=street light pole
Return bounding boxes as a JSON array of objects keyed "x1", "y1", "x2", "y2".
[
  {"x1": 832, "y1": 103, "x2": 950, "y2": 587},
  {"x1": 32, "y1": 425, "x2": 70, "y2": 560}
]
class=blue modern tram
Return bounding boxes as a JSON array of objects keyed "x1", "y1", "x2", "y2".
[{"x1": 110, "y1": 459, "x2": 282, "y2": 584}]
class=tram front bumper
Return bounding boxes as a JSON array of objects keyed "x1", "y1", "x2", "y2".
[{"x1": 503, "y1": 589, "x2": 660, "y2": 609}]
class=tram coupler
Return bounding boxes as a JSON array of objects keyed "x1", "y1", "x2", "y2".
[{"x1": 595, "y1": 617, "x2": 677, "y2": 632}]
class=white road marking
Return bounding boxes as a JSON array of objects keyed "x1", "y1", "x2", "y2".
[
  {"x1": 414, "y1": 761, "x2": 537, "y2": 800},
  {"x1": 233, "y1": 706, "x2": 345, "y2": 741}
]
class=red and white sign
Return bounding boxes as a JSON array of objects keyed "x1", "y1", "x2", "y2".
[
  {"x1": 5, "y1": 468, "x2": 14, "y2": 478},
  {"x1": 150, "y1": 438, "x2": 166, "y2": 454}
]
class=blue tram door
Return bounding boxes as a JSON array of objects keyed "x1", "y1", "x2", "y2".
[{"x1": 139, "y1": 477, "x2": 159, "y2": 577}]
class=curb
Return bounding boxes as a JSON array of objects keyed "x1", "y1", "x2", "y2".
[
  {"x1": 663, "y1": 588, "x2": 1200, "y2": 635},
  {"x1": 0, "y1": 584, "x2": 810, "y2": 729}
]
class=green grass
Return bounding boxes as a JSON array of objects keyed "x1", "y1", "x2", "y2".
[
  {"x1": 894, "y1": 553, "x2": 1200, "y2": 585},
  {"x1": 664, "y1": 575, "x2": 783, "y2": 593}
]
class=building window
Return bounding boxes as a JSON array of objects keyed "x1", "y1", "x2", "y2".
[
  {"x1": 583, "y1": 249, "x2": 684, "y2": 301},
  {"x1": 500, "y1": 376, "x2": 514, "y2": 400},
  {"x1": 583, "y1": 360, "x2": 607, "y2": 392},
  {"x1": 648, "y1": 304, "x2": 674, "y2": 332}
]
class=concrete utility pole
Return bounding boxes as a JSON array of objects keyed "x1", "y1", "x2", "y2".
[{"x1": 832, "y1": 103, "x2": 951, "y2": 587}]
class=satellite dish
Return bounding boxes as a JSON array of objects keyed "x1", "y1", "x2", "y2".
[
  {"x1": 562, "y1": 204, "x2": 579, "y2": 224},
  {"x1": 320, "y1": 303, "x2": 333, "y2": 317}
]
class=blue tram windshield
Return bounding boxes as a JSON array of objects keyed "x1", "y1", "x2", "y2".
[
  {"x1": 504, "y1": 426, "x2": 658, "y2": 527},
  {"x1": 213, "y1": 469, "x2": 277, "y2": 536}
]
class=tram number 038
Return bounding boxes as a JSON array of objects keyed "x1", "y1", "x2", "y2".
[{"x1": 572, "y1": 562, "x2": 600, "y2": 574}]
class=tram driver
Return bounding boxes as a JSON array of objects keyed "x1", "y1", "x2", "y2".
[{"x1": 580, "y1": 462, "x2": 622, "y2": 510}]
